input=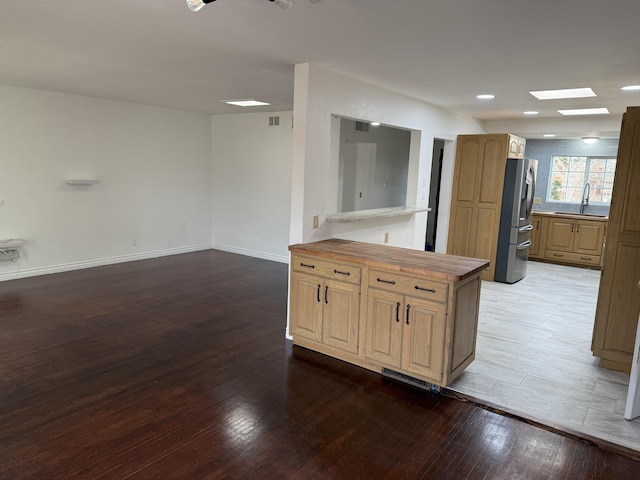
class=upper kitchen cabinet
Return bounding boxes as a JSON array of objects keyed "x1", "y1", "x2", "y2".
[
  {"x1": 447, "y1": 134, "x2": 526, "y2": 281},
  {"x1": 592, "y1": 106, "x2": 640, "y2": 373}
]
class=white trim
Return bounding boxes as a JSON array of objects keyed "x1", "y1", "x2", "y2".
[
  {"x1": 211, "y1": 243, "x2": 289, "y2": 264},
  {"x1": 0, "y1": 244, "x2": 213, "y2": 282}
]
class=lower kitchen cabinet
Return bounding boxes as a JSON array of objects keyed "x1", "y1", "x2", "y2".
[
  {"x1": 288, "y1": 239, "x2": 489, "y2": 389},
  {"x1": 529, "y1": 212, "x2": 607, "y2": 268},
  {"x1": 366, "y1": 287, "x2": 446, "y2": 382}
]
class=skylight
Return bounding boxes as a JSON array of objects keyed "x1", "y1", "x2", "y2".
[
  {"x1": 223, "y1": 99, "x2": 271, "y2": 107},
  {"x1": 557, "y1": 108, "x2": 610, "y2": 116},
  {"x1": 529, "y1": 88, "x2": 596, "y2": 100}
]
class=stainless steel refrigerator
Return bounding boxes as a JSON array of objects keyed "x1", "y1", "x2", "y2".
[{"x1": 495, "y1": 158, "x2": 537, "y2": 284}]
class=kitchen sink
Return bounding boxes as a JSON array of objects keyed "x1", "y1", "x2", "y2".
[{"x1": 553, "y1": 211, "x2": 607, "y2": 217}]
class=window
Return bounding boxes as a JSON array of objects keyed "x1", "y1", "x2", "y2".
[{"x1": 548, "y1": 156, "x2": 616, "y2": 204}]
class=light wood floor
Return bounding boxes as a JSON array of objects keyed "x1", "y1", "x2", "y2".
[{"x1": 449, "y1": 260, "x2": 640, "y2": 452}]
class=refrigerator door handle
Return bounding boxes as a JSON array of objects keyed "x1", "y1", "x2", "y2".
[
  {"x1": 516, "y1": 240, "x2": 532, "y2": 249},
  {"x1": 519, "y1": 224, "x2": 534, "y2": 232}
]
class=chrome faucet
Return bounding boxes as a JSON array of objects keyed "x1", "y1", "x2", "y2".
[{"x1": 580, "y1": 183, "x2": 590, "y2": 214}]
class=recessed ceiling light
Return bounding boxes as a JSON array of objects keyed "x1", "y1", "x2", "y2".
[
  {"x1": 530, "y1": 88, "x2": 596, "y2": 100},
  {"x1": 557, "y1": 107, "x2": 609, "y2": 116},
  {"x1": 476, "y1": 94, "x2": 495, "y2": 100},
  {"x1": 222, "y1": 99, "x2": 271, "y2": 107},
  {"x1": 543, "y1": 134, "x2": 556, "y2": 137},
  {"x1": 523, "y1": 111, "x2": 539, "y2": 115},
  {"x1": 370, "y1": 122, "x2": 381, "y2": 126},
  {"x1": 621, "y1": 85, "x2": 640, "y2": 91}
]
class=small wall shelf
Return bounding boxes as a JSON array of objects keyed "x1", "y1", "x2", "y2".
[
  {"x1": 0, "y1": 239, "x2": 25, "y2": 262},
  {"x1": 66, "y1": 179, "x2": 100, "y2": 185},
  {"x1": 326, "y1": 206, "x2": 431, "y2": 223}
]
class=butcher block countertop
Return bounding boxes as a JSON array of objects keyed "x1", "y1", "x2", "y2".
[{"x1": 289, "y1": 239, "x2": 489, "y2": 281}]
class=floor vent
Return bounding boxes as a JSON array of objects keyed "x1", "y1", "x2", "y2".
[
  {"x1": 269, "y1": 116, "x2": 280, "y2": 126},
  {"x1": 381, "y1": 368, "x2": 440, "y2": 392}
]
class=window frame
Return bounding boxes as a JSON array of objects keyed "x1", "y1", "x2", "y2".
[{"x1": 546, "y1": 155, "x2": 616, "y2": 205}]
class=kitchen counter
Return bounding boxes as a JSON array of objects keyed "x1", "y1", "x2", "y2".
[{"x1": 533, "y1": 210, "x2": 608, "y2": 221}]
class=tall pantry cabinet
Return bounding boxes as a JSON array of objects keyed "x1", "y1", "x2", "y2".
[
  {"x1": 447, "y1": 134, "x2": 526, "y2": 281},
  {"x1": 592, "y1": 106, "x2": 640, "y2": 373}
]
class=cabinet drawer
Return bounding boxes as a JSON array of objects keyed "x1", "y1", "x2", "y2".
[
  {"x1": 292, "y1": 254, "x2": 361, "y2": 285},
  {"x1": 544, "y1": 250, "x2": 601, "y2": 266},
  {"x1": 367, "y1": 270, "x2": 448, "y2": 303}
]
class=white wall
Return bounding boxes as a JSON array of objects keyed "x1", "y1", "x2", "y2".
[
  {"x1": 290, "y1": 64, "x2": 485, "y2": 251},
  {"x1": 0, "y1": 85, "x2": 213, "y2": 281},
  {"x1": 211, "y1": 112, "x2": 293, "y2": 263}
]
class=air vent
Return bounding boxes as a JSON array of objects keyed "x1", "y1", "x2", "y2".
[
  {"x1": 355, "y1": 121, "x2": 370, "y2": 133},
  {"x1": 269, "y1": 116, "x2": 280, "y2": 126}
]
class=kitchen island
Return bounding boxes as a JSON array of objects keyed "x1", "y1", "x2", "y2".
[{"x1": 288, "y1": 239, "x2": 489, "y2": 389}]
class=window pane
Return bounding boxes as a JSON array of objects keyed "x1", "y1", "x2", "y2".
[
  {"x1": 547, "y1": 155, "x2": 616, "y2": 205},
  {"x1": 568, "y1": 172, "x2": 584, "y2": 187},
  {"x1": 569, "y1": 157, "x2": 586, "y2": 171}
]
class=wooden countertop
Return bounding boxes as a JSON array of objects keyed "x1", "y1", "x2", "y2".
[
  {"x1": 289, "y1": 239, "x2": 489, "y2": 281},
  {"x1": 533, "y1": 210, "x2": 608, "y2": 222}
]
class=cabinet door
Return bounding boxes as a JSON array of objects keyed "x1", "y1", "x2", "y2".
[
  {"x1": 546, "y1": 219, "x2": 575, "y2": 252},
  {"x1": 529, "y1": 216, "x2": 542, "y2": 257},
  {"x1": 575, "y1": 221, "x2": 605, "y2": 255},
  {"x1": 401, "y1": 297, "x2": 447, "y2": 382},
  {"x1": 289, "y1": 272, "x2": 323, "y2": 342},
  {"x1": 365, "y1": 289, "x2": 403, "y2": 367},
  {"x1": 322, "y1": 279, "x2": 360, "y2": 354}
]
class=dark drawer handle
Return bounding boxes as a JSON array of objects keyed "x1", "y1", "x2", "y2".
[
  {"x1": 334, "y1": 269, "x2": 351, "y2": 276},
  {"x1": 317, "y1": 284, "x2": 321, "y2": 303},
  {"x1": 406, "y1": 304, "x2": 411, "y2": 325},
  {"x1": 395, "y1": 302, "x2": 401, "y2": 323},
  {"x1": 377, "y1": 278, "x2": 396, "y2": 285},
  {"x1": 415, "y1": 286, "x2": 436, "y2": 293},
  {"x1": 581, "y1": 257, "x2": 592, "y2": 261},
  {"x1": 300, "y1": 263, "x2": 315, "y2": 269},
  {"x1": 553, "y1": 253, "x2": 564, "y2": 257}
]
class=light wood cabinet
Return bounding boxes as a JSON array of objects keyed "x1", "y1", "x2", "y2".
[
  {"x1": 592, "y1": 106, "x2": 640, "y2": 373},
  {"x1": 544, "y1": 217, "x2": 606, "y2": 267},
  {"x1": 288, "y1": 239, "x2": 489, "y2": 388},
  {"x1": 365, "y1": 270, "x2": 448, "y2": 381},
  {"x1": 447, "y1": 133, "x2": 526, "y2": 281},
  {"x1": 529, "y1": 214, "x2": 545, "y2": 258},
  {"x1": 290, "y1": 255, "x2": 360, "y2": 355}
]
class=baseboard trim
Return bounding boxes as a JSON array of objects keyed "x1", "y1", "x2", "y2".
[
  {"x1": 211, "y1": 243, "x2": 289, "y2": 264},
  {"x1": 0, "y1": 244, "x2": 213, "y2": 282}
]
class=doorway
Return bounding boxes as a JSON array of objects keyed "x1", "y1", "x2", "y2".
[{"x1": 425, "y1": 139, "x2": 445, "y2": 251}]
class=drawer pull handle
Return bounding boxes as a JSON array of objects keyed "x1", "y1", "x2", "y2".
[
  {"x1": 395, "y1": 302, "x2": 401, "y2": 323},
  {"x1": 553, "y1": 253, "x2": 564, "y2": 257},
  {"x1": 334, "y1": 269, "x2": 351, "y2": 276},
  {"x1": 406, "y1": 304, "x2": 411, "y2": 325},
  {"x1": 581, "y1": 257, "x2": 592, "y2": 261},
  {"x1": 415, "y1": 286, "x2": 436, "y2": 293},
  {"x1": 377, "y1": 278, "x2": 396, "y2": 285},
  {"x1": 324, "y1": 285, "x2": 329, "y2": 304},
  {"x1": 300, "y1": 263, "x2": 315, "y2": 269},
  {"x1": 317, "y1": 284, "x2": 321, "y2": 303}
]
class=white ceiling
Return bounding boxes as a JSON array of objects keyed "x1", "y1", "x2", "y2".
[{"x1": 2, "y1": 0, "x2": 639, "y2": 139}]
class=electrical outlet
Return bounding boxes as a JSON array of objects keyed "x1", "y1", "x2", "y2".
[
  {"x1": 384, "y1": 232, "x2": 389, "y2": 244},
  {"x1": 313, "y1": 215, "x2": 319, "y2": 229},
  {"x1": 533, "y1": 196, "x2": 542, "y2": 205},
  {"x1": 132, "y1": 238, "x2": 138, "y2": 246}
]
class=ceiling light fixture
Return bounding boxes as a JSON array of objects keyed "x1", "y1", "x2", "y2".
[
  {"x1": 523, "y1": 111, "x2": 539, "y2": 115},
  {"x1": 223, "y1": 99, "x2": 271, "y2": 107},
  {"x1": 582, "y1": 137, "x2": 599, "y2": 145},
  {"x1": 187, "y1": 0, "x2": 318, "y2": 12},
  {"x1": 621, "y1": 85, "x2": 640, "y2": 91},
  {"x1": 543, "y1": 134, "x2": 556, "y2": 138},
  {"x1": 558, "y1": 107, "x2": 609, "y2": 116},
  {"x1": 476, "y1": 94, "x2": 495, "y2": 100},
  {"x1": 370, "y1": 122, "x2": 381, "y2": 126},
  {"x1": 530, "y1": 87, "x2": 596, "y2": 100}
]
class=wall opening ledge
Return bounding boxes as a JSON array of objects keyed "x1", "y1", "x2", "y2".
[{"x1": 326, "y1": 206, "x2": 430, "y2": 223}]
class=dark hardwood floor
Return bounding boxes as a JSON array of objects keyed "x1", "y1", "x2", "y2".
[{"x1": 1, "y1": 250, "x2": 639, "y2": 479}]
